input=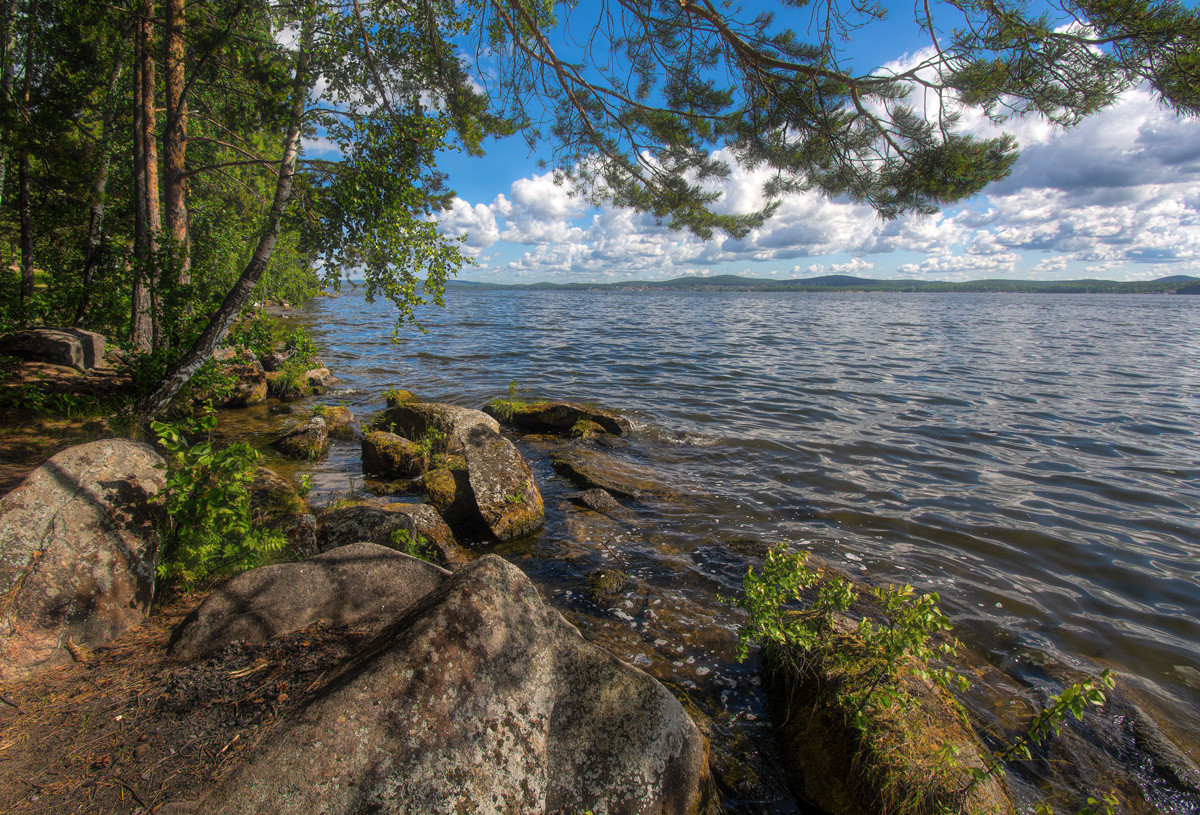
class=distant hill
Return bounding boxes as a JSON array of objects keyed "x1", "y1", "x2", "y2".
[{"x1": 444, "y1": 273, "x2": 1198, "y2": 294}]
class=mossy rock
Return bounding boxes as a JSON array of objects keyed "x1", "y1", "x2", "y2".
[
  {"x1": 570, "y1": 419, "x2": 608, "y2": 439},
  {"x1": 361, "y1": 431, "x2": 426, "y2": 477},
  {"x1": 764, "y1": 635, "x2": 1013, "y2": 815},
  {"x1": 483, "y1": 399, "x2": 632, "y2": 437},
  {"x1": 423, "y1": 457, "x2": 477, "y2": 534},
  {"x1": 266, "y1": 370, "x2": 314, "y2": 400},
  {"x1": 311, "y1": 404, "x2": 359, "y2": 441},
  {"x1": 273, "y1": 417, "x2": 329, "y2": 460},
  {"x1": 385, "y1": 388, "x2": 420, "y2": 408},
  {"x1": 370, "y1": 402, "x2": 499, "y2": 455}
]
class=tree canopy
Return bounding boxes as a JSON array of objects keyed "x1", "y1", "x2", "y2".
[{"x1": 0, "y1": 0, "x2": 1196, "y2": 417}]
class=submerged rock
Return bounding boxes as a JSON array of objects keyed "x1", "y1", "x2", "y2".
[
  {"x1": 483, "y1": 398, "x2": 633, "y2": 437},
  {"x1": 273, "y1": 416, "x2": 328, "y2": 460},
  {"x1": 0, "y1": 440, "x2": 165, "y2": 680},
  {"x1": 172, "y1": 555, "x2": 709, "y2": 814},
  {"x1": 170, "y1": 542, "x2": 449, "y2": 659},
  {"x1": 550, "y1": 447, "x2": 675, "y2": 500}
]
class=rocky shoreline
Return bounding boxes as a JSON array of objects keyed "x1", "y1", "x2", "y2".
[{"x1": 2, "y1": 326, "x2": 1199, "y2": 814}]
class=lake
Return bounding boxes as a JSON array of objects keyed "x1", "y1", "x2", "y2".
[{"x1": 252, "y1": 288, "x2": 1200, "y2": 811}]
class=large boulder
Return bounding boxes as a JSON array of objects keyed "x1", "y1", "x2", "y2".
[
  {"x1": 0, "y1": 327, "x2": 106, "y2": 371},
  {"x1": 250, "y1": 467, "x2": 317, "y2": 559},
  {"x1": 0, "y1": 440, "x2": 165, "y2": 680},
  {"x1": 461, "y1": 423, "x2": 544, "y2": 541},
  {"x1": 484, "y1": 398, "x2": 633, "y2": 437},
  {"x1": 371, "y1": 401, "x2": 500, "y2": 454},
  {"x1": 316, "y1": 500, "x2": 468, "y2": 568},
  {"x1": 170, "y1": 542, "x2": 450, "y2": 659},
  {"x1": 273, "y1": 416, "x2": 329, "y2": 460},
  {"x1": 174, "y1": 555, "x2": 710, "y2": 815},
  {"x1": 550, "y1": 447, "x2": 675, "y2": 500},
  {"x1": 361, "y1": 430, "x2": 426, "y2": 477}
]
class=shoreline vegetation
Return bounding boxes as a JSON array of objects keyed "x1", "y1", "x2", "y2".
[
  {"x1": 2, "y1": 308, "x2": 1199, "y2": 814},
  {"x1": 442, "y1": 273, "x2": 1200, "y2": 295}
]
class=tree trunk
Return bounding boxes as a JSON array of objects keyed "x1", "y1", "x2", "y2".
[
  {"x1": 134, "y1": 14, "x2": 314, "y2": 422},
  {"x1": 163, "y1": 0, "x2": 188, "y2": 290},
  {"x1": 0, "y1": 0, "x2": 18, "y2": 214},
  {"x1": 75, "y1": 47, "x2": 126, "y2": 326},
  {"x1": 132, "y1": 0, "x2": 161, "y2": 351},
  {"x1": 130, "y1": 14, "x2": 152, "y2": 351},
  {"x1": 16, "y1": 0, "x2": 34, "y2": 324},
  {"x1": 18, "y1": 148, "x2": 32, "y2": 321}
]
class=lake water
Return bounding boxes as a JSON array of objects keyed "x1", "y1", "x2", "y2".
[{"x1": 255, "y1": 289, "x2": 1200, "y2": 811}]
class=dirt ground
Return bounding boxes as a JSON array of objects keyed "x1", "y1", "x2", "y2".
[{"x1": 0, "y1": 593, "x2": 378, "y2": 815}]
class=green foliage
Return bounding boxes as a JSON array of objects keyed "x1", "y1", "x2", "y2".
[
  {"x1": 417, "y1": 426, "x2": 446, "y2": 456},
  {"x1": 390, "y1": 527, "x2": 437, "y2": 563},
  {"x1": 281, "y1": 327, "x2": 318, "y2": 360},
  {"x1": 152, "y1": 409, "x2": 286, "y2": 586},
  {"x1": 270, "y1": 356, "x2": 312, "y2": 398},
  {"x1": 227, "y1": 313, "x2": 279, "y2": 360}
]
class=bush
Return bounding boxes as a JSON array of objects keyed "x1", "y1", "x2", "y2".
[{"x1": 153, "y1": 409, "x2": 286, "y2": 586}]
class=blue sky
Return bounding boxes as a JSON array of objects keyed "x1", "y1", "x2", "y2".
[{"x1": 428, "y1": 1, "x2": 1200, "y2": 284}]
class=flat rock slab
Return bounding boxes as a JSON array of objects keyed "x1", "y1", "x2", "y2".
[
  {"x1": 180, "y1": 555, "x2": 709, "y2": 815},
  {"x1": 0, "y1": 328, "x2": 106, "y2": 370},
  {"x1": 0, "y1": 440, "x2": 165, "y2": 680},
  {"x1": 170, "y1": 542, "x2": 450, "y2": 659},
  {"x1": 550, "y1": 448, "x2": 677, "y2": 500}
]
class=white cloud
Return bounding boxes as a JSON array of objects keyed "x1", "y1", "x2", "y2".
[{"x1": 435, "y1": 82, "x2": 1200, "y2": 281}]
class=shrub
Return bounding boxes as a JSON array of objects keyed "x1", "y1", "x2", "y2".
[{"x1": 153, "y1": 409, "x2": 287, "y2": 586}]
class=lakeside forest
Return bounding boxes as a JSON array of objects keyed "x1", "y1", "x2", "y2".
[{"x1": 1, "y1": 0, "x2": 1200, "y2": 812}]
